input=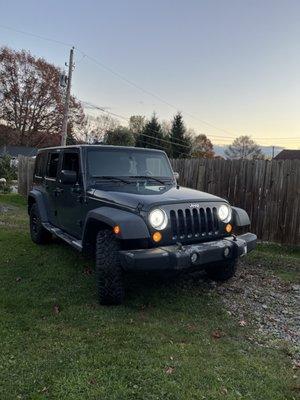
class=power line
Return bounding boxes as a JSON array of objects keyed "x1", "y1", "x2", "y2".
[
  {"x1": 0, "y1": 24, "x2": 74, "y2": 48},
  {"x1": 81, "y1": 100, "x2": 192, "y2": 150},
  {"x1": 1, "y1": 24, "x2": 299, "y2": 146},
  {"x1": 0, "y1": 24, "x2": 243, "y2": 140},
  {"x1": 82, "y1": 100, "x2": 300, "y2": 149}
]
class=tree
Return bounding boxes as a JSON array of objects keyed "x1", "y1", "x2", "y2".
[
  {"x1": 0, "y1": 155, "x2": 17, "y2": 181},
  {"x1": 169, "y1": 112, "x2": 192, "y2": 158},
  {"x1": 192, "y1": 134, "x2": 215, "y2": 158},
  {"x1": 225, "y1": 135, "x2": 264, "y2": 160},
  {"x1": 104, "y1": 127, "x2": 135, "y2": 146},
  {"x1": 128, "y1": 115, "x2": 146, "y2": 138},
  {"x1": 84, "y1": 114, "x2": 119, "y2": 143},
  {"x1": 0, "y1": 47, "x2": 84, "y2": 146},
  {"x1": 135, "y1": 114, "x2": 165, "y2": 150}
]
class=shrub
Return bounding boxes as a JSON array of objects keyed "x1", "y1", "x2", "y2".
[{"x1": 0, "y1": 155, "x2": 17, "y2": 181}]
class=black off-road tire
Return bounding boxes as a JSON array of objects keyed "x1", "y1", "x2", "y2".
[
  {"x1": 205, "y1": 259, "x2": 237, "y2": 282},
  {"x1": 96, "y1": 229, "x2": 125, "y2": 305},
  {"x1": 30, "y1": 203, "x2": 52, "y2": 244}
]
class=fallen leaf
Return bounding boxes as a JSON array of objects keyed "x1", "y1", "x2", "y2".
[
  {"x1": 89, "y1": 378, "x2": 97, "y2": 385},
  {"x1": 220, "y1": 386, "x2": 228, "y2": 395},
  {"x1": 187, "y1": 323, "x2": 197, "y2": 332},
  {"x1": 238, "y1": 320, "x2": 247, "y2": 326},
  {"x1": 165, "y1": 366, "x2": 175, "y2": 375},
  {"x1": 83, "y1": 267, "x2": 93, "y2": 275},
  {"x1": 53, "y1": 304, "x2": 60, "y2": 315},
  {"x1": 15, "y1": 277, "x2": 22, "y2": 282},
  {"x1": 211, "y1": 330, "x2": 223, "y2": 339}
]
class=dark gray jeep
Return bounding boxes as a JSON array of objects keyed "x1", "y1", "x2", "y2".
[{"x1": 28, "y1": 145, "x2": 256, "y2": 305}]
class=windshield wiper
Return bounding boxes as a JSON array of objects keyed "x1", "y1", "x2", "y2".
[
  {"x1": 92, "y1": 176, "x2": 131, "y2": 184},
  {"x1": 128, "y1": 176, "x2": 169, "y2": 185}
]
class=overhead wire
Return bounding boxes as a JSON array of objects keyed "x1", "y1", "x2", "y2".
[
  {"x1": 1, "y1": 24, "x2": 299, "y2": 147},
  {"x1": 80, "y1": 100, "x2": 192, "y2": 151}
]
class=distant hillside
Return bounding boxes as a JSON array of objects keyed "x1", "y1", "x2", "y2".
[{"x1": 214, "y1": 145, "x2": 284, "y2": 159}]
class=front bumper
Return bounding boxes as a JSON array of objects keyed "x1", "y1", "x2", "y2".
[{"x1": 119, "y1": 233, "x2": 257, "y2": 271}]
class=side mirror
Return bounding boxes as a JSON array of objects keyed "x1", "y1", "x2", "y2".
[
  {"x1": 174, "y1": 172, "x2": 179, "y2": 180},
  {"x1": 60, "y1": 170, "x2": 77, "y2": 185}
]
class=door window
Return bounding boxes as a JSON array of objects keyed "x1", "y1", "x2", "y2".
[
  {"x1": 34, "y1": 153, "x2": 46, "y2": 178},
  {"x1": 62, "y1": 152, "x2": 79, "y2": 174},
  {"x1": 47, "y1": 152, "x2": 60, "y2": 178}
]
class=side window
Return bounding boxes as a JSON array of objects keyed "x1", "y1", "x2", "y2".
[
  {"x1": 47, "y1": 152, "x2": 60, "y2": 179},
  {"x1": 34, "y1": 153, "x2": 46, "y2": 178},
  {"x1": 62, "y1": 152, "x2": 79, "y2": 175}
]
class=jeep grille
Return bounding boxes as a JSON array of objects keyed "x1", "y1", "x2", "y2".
[{"x1": 169, "y1": 206, "x2": 220, "y2": 240}]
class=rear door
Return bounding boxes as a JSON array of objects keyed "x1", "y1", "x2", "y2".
[{"x1": 56, "y1": 148, "x2": 85, "y2": 238}]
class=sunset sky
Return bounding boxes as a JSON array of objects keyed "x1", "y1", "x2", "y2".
[{"x1": 1, "y1": 0, "x2": 300, "y2": 148}]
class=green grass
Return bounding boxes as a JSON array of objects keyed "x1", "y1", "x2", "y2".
[
  {"x1": 0, "y1": 194, "x2": 299, "y2": 399},
  {"x1": 247, "y1": 243, "x2": 300, "y2": 283}
]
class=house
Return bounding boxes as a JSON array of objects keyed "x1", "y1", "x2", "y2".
[
  {"x1": 274, "y1": 149, "x2": 300, "y2": 160},
  {"x1": 0, "y1": 145, "x2": 38, "y2": 160}
]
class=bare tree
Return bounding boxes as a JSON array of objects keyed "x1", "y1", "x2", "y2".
[
  {"x1": 0, "y1": 47, "x2": 84, "y2": 146},
  {"x1": 225, "y1": 135, "x2": 264, "y2": 160},
  {"x1": 84, "y1": 114, "x2": 119, "y2": 143}
]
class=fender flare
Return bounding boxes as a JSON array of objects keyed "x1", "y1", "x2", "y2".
[
  {"x1": 232, "y1": 206, "x2": 251, "y2": 227},
  {"x1": 28, "y1": 189, "x2": 48, "y2": 222},
  {"x1": 83, "y1": 207, "x2": 150, "y2": 242}
]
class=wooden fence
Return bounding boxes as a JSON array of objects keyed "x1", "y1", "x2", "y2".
[
  {"x1": 18, "y1": 155, "x2": 300, "y2": 245},
  {"x1": 17, "y1": 155, "x2": 35, "y2": 197},
  {"x1": 171, "y1": 158, "x2": 300, "y2": 246}
]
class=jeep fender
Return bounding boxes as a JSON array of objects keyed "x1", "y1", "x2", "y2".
[
  {"x1": 83, "y1": 207, "x2": 150, "y2": 242},
  {"x1": 28, "y1": 189, "x2": 48, "y2": 222},
  {"x1": 232, "y1": 207, "x2": 251, "y2": 226}
]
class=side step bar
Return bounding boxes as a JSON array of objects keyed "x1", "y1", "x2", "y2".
[{"x1": 42, "y1": 222, "x2": 82, "y2": 251}]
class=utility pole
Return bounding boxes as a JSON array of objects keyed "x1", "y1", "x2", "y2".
[
  {"x1": 61, "y1": 47, "x2": 74, "y2": 146},
  {"x1": 272, "y1": 145, "x2": 275, "y2": 159}
]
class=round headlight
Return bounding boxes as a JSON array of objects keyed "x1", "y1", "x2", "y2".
[
  {"x1": 149, "y1": 209, "x2": 168, "y2": 230},
  {"x1": 218, "y1": 204, "x2": 231, "y2": 223}
]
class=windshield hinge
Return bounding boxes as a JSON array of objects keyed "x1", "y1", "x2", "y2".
[{"x1": 136, "y1": 202, "x2": 144, "y2": 213}]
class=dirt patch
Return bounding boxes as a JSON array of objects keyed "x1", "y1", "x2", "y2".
[{"x1": 213, "y1": 259, "x2": 300, "y2": 361}]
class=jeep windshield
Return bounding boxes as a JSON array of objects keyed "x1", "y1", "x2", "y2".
[{"x1": 87, "y1": 148, "x2": 174, "y2": 184}]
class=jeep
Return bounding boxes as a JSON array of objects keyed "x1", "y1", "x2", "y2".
[{"x1": 28, "y1": 145, "x2": 257, "y2": 305}]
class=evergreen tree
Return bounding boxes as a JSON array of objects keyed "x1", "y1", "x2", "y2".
[
  {"x1": 170, "y1": 112, "x2": 191, "y2": 158},
  {"x1": 135, "y1": 114, "x2": 164, "y2": 150}
]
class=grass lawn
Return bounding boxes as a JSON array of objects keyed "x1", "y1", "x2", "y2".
[{"x1": 0, "y1": 194, "x2": 299, "y2": 400}]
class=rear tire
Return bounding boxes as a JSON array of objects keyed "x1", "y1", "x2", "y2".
[
  {"x1": 95, "y1": 229, "x2": 125, "y2": 305},
  {"x1": 205, "y1": 259, "x2": 237, "y2": 282},
  {"x1": 30, "y1": 203, "x2": 52, "y2": 244}
]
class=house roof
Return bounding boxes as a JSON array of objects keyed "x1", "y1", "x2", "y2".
[
  {"x1": 0, "y1": 145, "x2": 38, "y2": 158},
  {"x1": 274, "y1": 149, "x2": 300, "y2": 160}
]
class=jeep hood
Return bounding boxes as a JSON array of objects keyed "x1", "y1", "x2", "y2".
[{"x1": 90, "y1": 185, "x2": 225, "y2": 211}]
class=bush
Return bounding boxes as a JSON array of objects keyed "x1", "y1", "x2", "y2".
[
  {"x1": 0, "y1": 155, "x2": 17, "y2": 181},
  {"x1": 0, "y1": 185, "x2": 12, "y2": 194}
]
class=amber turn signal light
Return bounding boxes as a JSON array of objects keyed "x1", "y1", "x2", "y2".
[
  {"x1": 225, "y1": 223, "x2": 233, "y2": 233},
  {"x1": 152, "y1": 231, "x2": 162, "y2": 242},
  {"x1": 113, "y1": 225, "x2": 121, "y2": 235}
]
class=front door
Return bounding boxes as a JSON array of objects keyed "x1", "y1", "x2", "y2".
[
  {"x1": 56, "y1": 149, "x2": 86, "y2": 238},
  {"x1": 44, "y1": 150, "x2": 61, "y2": 226}
]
